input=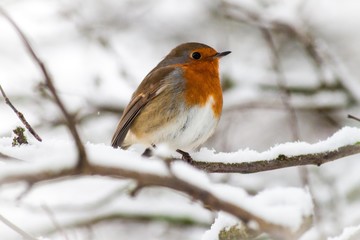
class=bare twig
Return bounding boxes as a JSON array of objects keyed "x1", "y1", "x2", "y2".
[
  {"x1": 16, "y1": 183, "x2": 34, "y2": 201},
  {"x1": 222, "y1": 2, "x2": 336, "y2": 232},
  {"x1": 224, "y1": 2, "x2": 300, "y2": 140},
  {"x1": 348, "y1": 114, "x2": 360, "y2": 123},
  {"x1": 0, "y1": 214, "x2": 38, "y2": 240},
  {"x1": 260, "y1": 28, "x2": 300, "y2": 140},
  {"x1": 0, "y1": 84, "x2": 42, "y2": 142},
  {"x1": 0, "y1": 8, "x2": 88, "y2": 170},
  {"x1": 223, "y1": 1, "x2": 359, "y2": 104},
  {"x1": 42, "y1": 204, "x2": 69, "y2": 240}
]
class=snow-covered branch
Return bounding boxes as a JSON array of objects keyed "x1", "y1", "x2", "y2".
[
  {"x1": 1, "y1": 126, "x2": 360, "y2": 239},
  {"x1": 0, "y1": 141, "x2": 313, "y2": 239},
  {"x1": 192, "y1": 143, "x2": 360, "y2": 173}
]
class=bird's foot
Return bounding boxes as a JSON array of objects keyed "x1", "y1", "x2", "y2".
[
  {"x1": 176, "y1": 149, "x2": 193, "y2": 163},
  {"x1": 142, "y1": 148, "x2": 153, "y2": 157}
]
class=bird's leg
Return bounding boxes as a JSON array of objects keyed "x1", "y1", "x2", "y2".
[
  {"x1": 176, "y1": 149, "x2": 193, "y2": 163},
  {"x1": 142, "y1": 148, "x2": 152, "y2": 157},
  {"x1": 141, "y1": 144, "x2": 157, "y2": 157}
]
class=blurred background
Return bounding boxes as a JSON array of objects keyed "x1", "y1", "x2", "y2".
[{"x1": 1, "y1": 0, "x2": 360, "y2": 239}]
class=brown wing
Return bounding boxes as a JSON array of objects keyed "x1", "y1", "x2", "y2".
[{"x1": 111, "y1": 66, "x2": 176, "y2": 148}]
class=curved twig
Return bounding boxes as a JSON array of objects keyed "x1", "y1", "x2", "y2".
[
  {"x1": 0, "y1": 84, "x2": 42, "y2": 142},
  {"x1": 0, "y1": 8, "x2": 88, "y2": 170}
]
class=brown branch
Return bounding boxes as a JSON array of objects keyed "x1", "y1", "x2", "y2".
[
  {"x1": 93, "y1": 164, "x2": 307, "y2": 239},
  {"x1": 0, "y1": 162, "x2": 305, "y2": 240},
  {"x1": 1, "y1": 144, "x2": 359, "y2": 178},
  {"x1": 191, "y1": 144, "x2": 360, "y2": 173},
  {"x1": 0, "y1": 8, "x2": 88, "y2": 170},
  {"x1": 2, "y1": 142, "x2": 360, "y2": 238},
  {"x1": 0, "y1": 84, "x2": 42, "y2": 142},
  {"x1": 2, "y1": 140, "x2": 359, "y2": 238},
  {"x1": 0, "y1": 168, "x2": 79, "y2": 185},
  {"x1": 348, "y1": 114, "x2": 360, "y2": 123}
]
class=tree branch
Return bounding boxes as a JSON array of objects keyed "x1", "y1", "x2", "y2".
[
  {"x1": 0, "y1": 160, "x2": 312, "y2": 240},
  {"x1": 2, "y1": 140, "x2": 359, "y2": 238},
  {"x1": 223, "y1": 1, "x2": 360, "y2": 104},
  {"x1": 191, "y1": 144, "x2": 360, "y2": 173},
  {"x1": 0, "y1": 8, "x2": 88, "y2": 170},
  {"x1": 0, "y1": 84, "x2": 42, "y2": 142},
  {"x1": 348, "y1": 114, "x2": 360, "y2": 123}
]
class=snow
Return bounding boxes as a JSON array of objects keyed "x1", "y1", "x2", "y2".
[
  {"x1": 0, "y1": 138, "x2": 77, "y2": 177},
  {"x1": 201, "y1": 212, "x2": 239, "y2": 240},
  {"x1": 193, "y1": 127, "x2": 360, "y2": 163},
  {"x1": 0, "y1": 133, "x2": 316, "y2": 238},
  {"x1": 328, "y1": 225, "x2": 360, "y2": 240},
  {"x1": 201, "y1": 188, "x2": 313, "y2": 239},
  {"x1": 0, "y1": 122, "x2": 358, "y2": 239},
  {"x1": 87, "y1": 142, "x2": 169, "y2": 176}
]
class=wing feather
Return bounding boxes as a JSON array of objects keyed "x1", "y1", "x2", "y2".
[{"x1": 111, "y1": 67, "x2": 175, "y2": 148}]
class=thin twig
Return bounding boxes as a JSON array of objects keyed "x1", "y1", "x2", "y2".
[
  {"x1": 348, "y1": 114, "x2": 360, "y2": 123},
  {"x1": 261, "y1": 22, "x2": 311, "y2": 196},
  {"x1": 0, "y1": 8, "x2": 88, "y2": 170},
  {"x1": 223, "y1": 1, "x2": 359, "y2": 103},
  {"x1": 0, "y1": 84, "x2": 42, "y2": 142},
  {"x1": 42, "y1": 204, "x2": 69, "y2": 240},
  {"x1": 223, "y1": 2, "x2": 330, "y2": 231},
  {"x1": 260, "y1": 24, "x2": 300, "y2": 141},
  {"x1": 16, "y1": 183, "x2": 34, "y2": 201},
  {"x1": 0, "y1": 214, "x2": 38, "y2": 240}
]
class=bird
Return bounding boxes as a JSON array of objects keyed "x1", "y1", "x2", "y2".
[{"x1": 111, "y1": 42, "x2": 230, "y2": 161}]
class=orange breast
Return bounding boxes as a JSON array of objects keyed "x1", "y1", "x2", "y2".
[{"x1": 182, "y1": 59, "x2": 223, "y2": 118}]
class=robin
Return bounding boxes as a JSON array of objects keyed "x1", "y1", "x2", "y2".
[{"x1": 111, "y1": 42, "x2": 230, "y2": 161}]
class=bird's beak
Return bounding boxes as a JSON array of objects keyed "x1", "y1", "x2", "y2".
[{"x1": 214, "y1": 51, "x2": 231, "y2": 58}]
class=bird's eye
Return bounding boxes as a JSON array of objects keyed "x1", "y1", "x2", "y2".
[{"x1": 191, "y1": 52, "x2": 201, "y2": 60}]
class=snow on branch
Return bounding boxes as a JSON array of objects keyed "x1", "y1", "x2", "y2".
[
  {"x1": 0, "y1": 138, "x2": 314, "y2": 239},
  {"x1": 192, "y1": 144, "x2": 360, "y2": 173}
]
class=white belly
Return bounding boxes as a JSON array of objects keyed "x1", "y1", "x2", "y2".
[{"x1": 149, "y1": 97, "x2": 219, "y2": 151}]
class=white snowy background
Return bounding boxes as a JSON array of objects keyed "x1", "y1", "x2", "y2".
[{"x1": 1, "y1": 0, "x2": 360, "y2": 239}]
